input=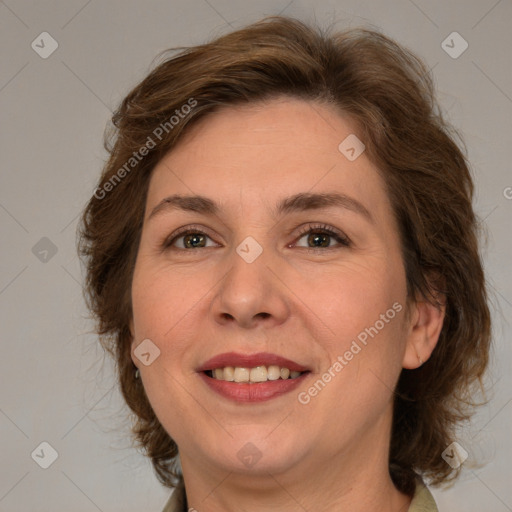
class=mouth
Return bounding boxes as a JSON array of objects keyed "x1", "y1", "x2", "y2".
[{"x1": 197, "y1": 352, "x2": 311, "y2": 402}]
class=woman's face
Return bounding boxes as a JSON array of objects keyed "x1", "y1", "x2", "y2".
[{"x1": 130, "y1": 97, "x2": 414, "y2": 479}]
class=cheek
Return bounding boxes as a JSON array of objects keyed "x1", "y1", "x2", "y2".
[
  {"x1": 130, "y1": 258, "x2": 218, "y2": 393},
  {"x1": 131, "y1": 260, "x2": 200, "y2": 339},
  {"x1": 295, "y1": 270, "x2": 407, "y2": 448},
  {"x1": 130, "y1": 264, "x2": 202, "y2": 439},
  {"x1": 306, "y1": 261, "x2": 407, "y2": 397},
  {"x1": 296, "y1": 253, "x2": 408, "y2": 419},
  {"x1": 292, "y1": 252, "x2": 406, "y2": 351}
]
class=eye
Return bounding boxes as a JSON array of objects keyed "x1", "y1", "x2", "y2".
[
  {"x1": 162, "y1": 223, "x2": 351, "y2": 252},
  {"x1": 292, "y1": 223, "x2": 351, "y2": 252},
  {"x1": 163, "y1": 225, "x2": 218, "y2": 250}
]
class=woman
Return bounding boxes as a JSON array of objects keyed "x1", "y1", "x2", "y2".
[{"x1": 78, "y1": 16, "x2": 491, "y2": 512}]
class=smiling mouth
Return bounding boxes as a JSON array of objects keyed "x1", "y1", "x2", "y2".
[{"x1": 204, "y1": 365, "x2": 309, "y2": 383}]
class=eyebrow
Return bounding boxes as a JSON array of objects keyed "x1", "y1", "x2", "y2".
[{"x1": 148, "y1": 192, "x2": 373, "y2": 223}]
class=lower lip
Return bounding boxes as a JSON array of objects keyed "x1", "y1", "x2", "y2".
[{"x1": 199, "y1": 372, "x2": 309, "y2": 403}]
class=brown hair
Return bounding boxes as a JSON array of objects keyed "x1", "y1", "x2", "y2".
[{"x1": 78, "y1": 16, "x2": 491, "y2": 495}]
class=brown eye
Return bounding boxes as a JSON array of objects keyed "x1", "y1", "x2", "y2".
[
  {"x1": 294, "y1": 224, "x2": 351, "y2": 251},
  {"x1": 163, "y1": 223, "x2": 351, "y2": 252},
  {"x1": 164, "y1": 227, "x2": 217, "y2": 250},
  {"x1": 180, "y1": 232, "x2": 207, "y2": 249}
]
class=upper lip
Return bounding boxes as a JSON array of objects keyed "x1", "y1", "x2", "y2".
[{"x1": 197, "y1": 352, "x2": 310, "y2": 373}]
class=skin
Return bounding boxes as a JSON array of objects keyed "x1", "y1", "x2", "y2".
[{"x1": 130, "y1": 97, "x2": 445, "y2": 512}]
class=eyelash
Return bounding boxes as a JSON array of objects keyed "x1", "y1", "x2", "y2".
[{"x1": 163, "y1": 223, "x2": 351, "y2": 253}]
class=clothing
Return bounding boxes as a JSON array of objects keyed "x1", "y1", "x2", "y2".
[{"x1": 161, "y1": 476, "x2": 438, "y2": 511}]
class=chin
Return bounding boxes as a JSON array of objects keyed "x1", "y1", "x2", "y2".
[{"x1": 213, "y1": 430, "x2": 307, "y2": 476}]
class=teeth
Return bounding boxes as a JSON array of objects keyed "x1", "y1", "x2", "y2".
[
  {"x1": 223, "y1": 366, "x2": 235, "y2": 381},
  {"x1": 234, "y1": 367, "x2": 250, "y2": 383},
  {"x1": 249, "y1": 366, "x2": 268, "y2": 382},
  {"x1": 267, "y1": 365, "x2": 281, "y2": 380},
  {"x1": 208, "y1": 365, "x2": 305, "y2": 382}
]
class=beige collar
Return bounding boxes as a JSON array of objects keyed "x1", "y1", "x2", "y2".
[{"x1": 161, "y1": 475, "x2": 439, "y2": 512}]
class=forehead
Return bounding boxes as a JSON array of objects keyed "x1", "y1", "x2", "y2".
[{"x1": 145, "y1": 97, "x2": 392, "y2": 223}]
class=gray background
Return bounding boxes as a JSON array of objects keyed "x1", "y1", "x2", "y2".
[{"x1": 0, "y1": 0, "x2": 511, "y2": 510}]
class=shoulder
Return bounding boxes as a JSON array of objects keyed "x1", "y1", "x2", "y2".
[
  {"x1": 161, "y1": 478, "x2": 187, "y2": 512},
  {"x1": 408, "y1": 478, "x2": 439, "y2": 512}
]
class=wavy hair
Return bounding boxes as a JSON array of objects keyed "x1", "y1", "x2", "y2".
[{"x1": 78, "y1": 16, "x2": 491, "y2": 496}]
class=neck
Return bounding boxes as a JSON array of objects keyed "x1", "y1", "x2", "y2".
[{"x1": 178, "y1": 411, "x2": 413, "y2": 512}]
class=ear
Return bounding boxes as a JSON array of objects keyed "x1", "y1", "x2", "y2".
[{"x1": 402, "y1": 295, "x2": 446, "y2": 369}]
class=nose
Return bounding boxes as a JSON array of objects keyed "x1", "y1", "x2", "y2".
[{"x1": 211, "y1": 247, "x2": 290, "y2": 330}]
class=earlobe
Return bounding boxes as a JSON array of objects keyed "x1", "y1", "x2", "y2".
[{"x1": 402, "y1": 298, "x2": 446, "y2": 369}]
